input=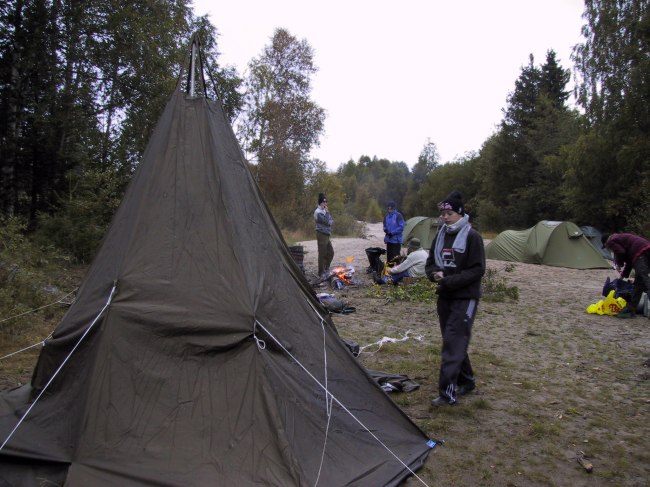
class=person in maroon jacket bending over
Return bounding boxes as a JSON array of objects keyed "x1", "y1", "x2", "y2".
[
  {"x1": 604, "y1": 232, "x2": 650, "y2": 319},
  {"x1": 425, "y1": 191, "x2": 485, "y2": 406}
]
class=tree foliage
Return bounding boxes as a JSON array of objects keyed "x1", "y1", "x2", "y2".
[
  {"x1": 402, "y1": 139, "x2": 440, "y2": 216},
  {"x1": 1, "y1": 0, "x2": 648, "y2": 261},
  {"x1": 566, "y1": 0, "x2": 650, "y2": 233},
  {"x1": 476, "y1": 51, "x2": 580, "y2": 230},
  {"x1": 237, "y1": 28, "x2": 325, "y2": 229},
  {"x1": 0, "y1": 1, "x2": 241, "y2": 257}
]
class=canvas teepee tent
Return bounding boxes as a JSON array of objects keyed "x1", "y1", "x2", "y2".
[{"x1": 0, "y1": 36, "x2": 433, "y2": 486}]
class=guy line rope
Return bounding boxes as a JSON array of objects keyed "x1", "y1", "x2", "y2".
[
  {"x1": 0, "y1": 283, "x2": 116, "y2": 451},
  {"x1": 253, "y1": 298, "x2": 431, "y2": 487}
]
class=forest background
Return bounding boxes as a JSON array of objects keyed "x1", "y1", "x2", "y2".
[{"x1": 0, "y1": 0, "x2": 648, "y2": 266}]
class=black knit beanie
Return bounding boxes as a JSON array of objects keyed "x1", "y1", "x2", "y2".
[
  {"x1": 438, "y1": 191, "x2": 464, "y2": 215},
  {"x1": 318, "y1": 193, "x2": 326, "y2": 204}
]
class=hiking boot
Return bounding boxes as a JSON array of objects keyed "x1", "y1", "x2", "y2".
[
  {"x1": 457, "y1": 382, "x2": 476, "y2": 396},
  {"x1": 431, "y1": 396, "x2": 456, "y2": 407},
  {"x1": 615, "y1": 308, "x2": 635, "y2": 319},
  {"x1": 371, "y1": 271, "x2": 384, "y2": 285}
]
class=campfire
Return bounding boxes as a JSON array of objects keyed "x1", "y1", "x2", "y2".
[{"x1": 330, "y1": 265, "x2": 355, "y2": 286}]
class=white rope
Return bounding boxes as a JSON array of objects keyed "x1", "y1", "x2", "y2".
[
  {"x1": 299, "y1": 298, "x2": 335, "y2": 486},
  {"x1": 0, "y1": 282, "x2": 117, "y2": 452},
  {"x1": 0, "y1": 289, "x2": 77, "y2": 325},
  {"x1": 359, "y1": 330, "x2": 424, "y2": 355},
  {"x1": 252, "y1": 313, "x2": 332, "y2": 487},
  {"x1": 253, "y1": 319, "x2": 430, "y2": 487},
  {"x1": 312, "y1": 314, "x2": 331, "y2": 487},
  {"x1": 0, "y1": 335, "x2": 51, "y2": 361}
]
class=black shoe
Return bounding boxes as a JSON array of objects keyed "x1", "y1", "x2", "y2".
[
  {"x1": 457, "y1": 382, "x2": 476, "y2": 396},
  {"x1": 371, "y1": 271, "x2": 383, "y2": 285},
  {"x1": 431, "y1": 396, "x2": 455, "y2": 407},
  {"x1": 615, "y1": 308, "x2": 635, "y2": 319}
]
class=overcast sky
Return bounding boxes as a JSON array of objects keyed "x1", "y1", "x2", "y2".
[{"x1": 192, "y1": 0, "x2": 586, "y2": 170}]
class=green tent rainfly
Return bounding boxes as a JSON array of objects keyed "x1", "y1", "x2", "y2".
[
  {"x1": 402, "y1": 216, "x2": 440, "y2": 250},
  {"x1": 485, "y1": 221, "x2": 612, "y2": 269}
]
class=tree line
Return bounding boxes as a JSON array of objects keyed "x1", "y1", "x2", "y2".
[{"x1": 1, "y1": 0, "x2": 648, "y2": 262}]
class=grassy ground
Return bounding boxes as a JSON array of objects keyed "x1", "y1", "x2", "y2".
[{"x1": 330, "y1": 267, "x2": 649, "y2": 487}]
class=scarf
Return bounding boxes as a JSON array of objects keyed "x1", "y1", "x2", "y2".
[{"x1": 434, "y1": 214, "x2": 471, "y2": 268}]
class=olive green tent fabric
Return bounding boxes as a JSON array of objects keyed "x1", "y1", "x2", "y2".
[
  {"x1": 485, "y1": 221, "x2": 611, "y2": 269},
  {"x1": 402, "y1": 217, "x2": 440, "y2": 250},
  {"x1": 0, "y1": 43, "x2": 432, "y2": 486},
  {"x1": 580, "y1": 225, "x2": 613, "y2": 260}
]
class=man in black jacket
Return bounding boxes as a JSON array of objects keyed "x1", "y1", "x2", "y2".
[{"x1": 425, "y1": 191, "x2": 485, "y2": 406}]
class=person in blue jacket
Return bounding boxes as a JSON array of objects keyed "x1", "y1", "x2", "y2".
[{"x1": 383, "y1": 201, "x2": 405, "y2": 263}]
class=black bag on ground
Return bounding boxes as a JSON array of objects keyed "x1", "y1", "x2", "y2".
[
  {"x1": 602, "y1": 277, "x2": 634, "y2": 300},
  {"x1": 367, "y1": 370, "x2": 420, "y2": 393},
  {"x1": 365, "y1": 247, "x2": 386, "y2": 274},
  {"x1": 318, "y1": 295, "x2": 356, "y2": 314}
]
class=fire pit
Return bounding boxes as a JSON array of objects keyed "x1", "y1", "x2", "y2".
[{"x1": 329, "y1": 265, "x2": 355, "y2": 289}]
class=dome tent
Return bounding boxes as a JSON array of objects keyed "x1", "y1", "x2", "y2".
[
  {"x1": 486, "y1": 221, "x2": 611, "y2": 269},
  {"x1": 0, "y1": 35, "x2": 434, "y2": 486},
  {"x1": 402, "y1": 216, "x2": 440, "y2": 250},
  {"x1": 580, "y1": 225, "x2": 613, "y2": 260}
]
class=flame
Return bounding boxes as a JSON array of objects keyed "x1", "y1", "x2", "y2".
[{"x1": 331, "y1": 265, "x2": 354, "y2": 284}]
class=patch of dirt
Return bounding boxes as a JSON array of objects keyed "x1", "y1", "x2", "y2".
[{"x1": 298, "y1": 222, "x2": 650, "y2": 486}]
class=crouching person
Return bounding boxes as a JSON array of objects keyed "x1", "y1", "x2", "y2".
[
  {"x1": 373, "y1": 238, "x2": 427, "y2": 285},
  {"x1": 604, "y1": 232, "x2": 650, "y2": 319},
  {"x1": 425, "y1": 191, "x2": 485, "y2": 406}
]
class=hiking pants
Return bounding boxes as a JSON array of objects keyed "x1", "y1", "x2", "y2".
[
  {"x1": 630, "y1": 250, "x2": 650, "y2": 309},
  {"x1": 436, "y1": 297, "x2": 478, "y2": 402},
  {"x1": 316, "y1": 231, "x2": 334, "y2": 275},
  {"x1": 386, "y1": 243, "x2": 401, "y2": 263}
]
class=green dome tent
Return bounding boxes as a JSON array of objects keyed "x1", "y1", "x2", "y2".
[
  {"x1": 580, "y1": 225, "x2": 613, "y2": 261},
  {"x1": 402, "y1": 216, "x2": 440, "y2": 250},
  {"x1": 485, "y1": 221, "x2": 612, "y2": 269}
]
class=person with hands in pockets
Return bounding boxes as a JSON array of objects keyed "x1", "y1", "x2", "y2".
[
  {"x1": 314, "y1": 192, "x2": 334, "y2": 277},
  {"x1": 425, "y1": 191, "x2": 485, "y2": 406},
  {"x1": 383, "y1": 201, "x2": 405, "y2": 263}
]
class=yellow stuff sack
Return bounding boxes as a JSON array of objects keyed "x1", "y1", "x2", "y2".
[{"x1": 586, "y1": 290, "x2": 627, "y2": 315}]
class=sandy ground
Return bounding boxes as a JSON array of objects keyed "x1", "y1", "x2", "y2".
[
  {"x1": 298, "y1": 222, "x2": 390, "y2": 277},
  {"x1": 298, "y1": 222, "x2": 650, "y2": 486}
]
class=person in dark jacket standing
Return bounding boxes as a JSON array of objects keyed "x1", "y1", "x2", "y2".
[
  {"x1": 604, "y1": 232, "x2": 650, "y2": 318},
  {"x1": 425, "y1": 191, "x2": 485, "y2": 406},
  {"x1": 314, "y1": 193, "x2": 334, "y2": 276},
  {"x1": 383, "y1": 201, "x2": 405, "y2": 263}
]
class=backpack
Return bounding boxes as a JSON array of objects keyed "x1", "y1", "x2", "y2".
[
  {"x1": 602, "y1": 277, "x2": 634, "y2": 300},
  {"x1": 365, "y1": 247, "x2": 386, "y2": 274},
  {"x1": 317, "y1": 293, "x2": 356, "y2": 314}
]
